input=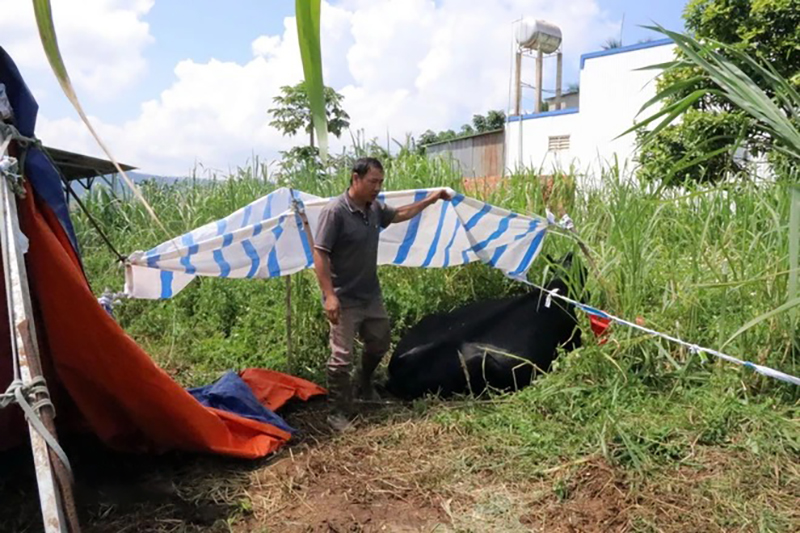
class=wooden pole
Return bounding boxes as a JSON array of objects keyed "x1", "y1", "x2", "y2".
[
  {"x1": 286, "y1": 192, "x2": 319, "y2": 374},
  {"x1": 296, "y1": 210, "x2": 316, "y2": 259},
  {"x1": 0, "y1": 131, "x2": 79, "y2": 532}
]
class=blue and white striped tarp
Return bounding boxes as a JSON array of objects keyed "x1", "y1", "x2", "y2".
[{"x1": 124, "y1": 187, "x2": 549, "y2": 299}]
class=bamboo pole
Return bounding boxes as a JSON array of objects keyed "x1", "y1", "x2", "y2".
[
  {"x1": 285, "y1": 275, "x2": 292, "y2": 372},
  {"x1": 287, "y1": 193, "x2": 319, "y2": 374},
  {"x1": 789, "y1": 185, "x2": 799, "y2": 323},
  {"x1": 295, "y1": 207, "x2": 317, "y2": 259}
]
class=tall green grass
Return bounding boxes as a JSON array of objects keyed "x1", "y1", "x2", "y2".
[
  {"x1": 74, "y1": 153, "x2": 799, "y2": 397},
  {"x1": 83, "y1": 164, "x2": 791, "y2": 376}
]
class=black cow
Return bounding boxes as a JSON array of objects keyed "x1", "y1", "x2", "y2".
[{"x1": 385, "y1": 253, "x2": 586, "y2": 400}]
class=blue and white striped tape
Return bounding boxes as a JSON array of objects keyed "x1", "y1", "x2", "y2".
[{"x1": 513, "y1": 277, "x2": 800, "y2": 387}]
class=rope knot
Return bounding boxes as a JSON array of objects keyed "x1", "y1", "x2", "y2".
[
  {"x1": 1, "y1": 376, "x2": 72, "y2": 475},
  {"x1": 545, "y1": 208, "x2": 575, "y2": 231},
  {"x1": 0, "y1": 378, "x2": 21, "y2": 409},
  {"x1": 544, "y1": 288, "x2": 559, "y2": 309},
  {"x1": 1, "y1": 376, "x2": 55, "y2": 415}
]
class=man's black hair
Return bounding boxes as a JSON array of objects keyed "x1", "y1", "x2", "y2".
[{"x1": 351, "y1": 157, "x2": 384, "y2": 180}]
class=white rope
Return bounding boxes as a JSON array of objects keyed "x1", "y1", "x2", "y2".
[
  {"x1": 511, "y1": 276, "x2": 800, "y2": 387},
  {"x1": 1, "y1": 124, "x2": 33, "y2": 197},
  {"x1": 0, "y1": 377, "x2": 73, "y2": 477}
]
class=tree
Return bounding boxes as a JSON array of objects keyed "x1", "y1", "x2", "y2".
[
  {"x1": 418, "y1": 130, "x2": 439, "y2": 145},
  {"x1": 485, "y1": 110, "x2": 506, "y2": 130},
  {"x1": 472, "y1": 114, "x2": 488, "y2": 132},
  {"x1": 269, "y1": 82, "x2": 350, "y2": 148},
  {"x1": 472, "y1": 110, "x2": 506, "y2": 132},
  {"x1": 438, "y1": 130, "x2": 457, "y2": 142},
  {"x1": 636, "y1": 110, "x2": 752, "y2": 186},
  {"x1": 636, "y1": 0, "x2": 800, "y2": 186},
  {"x1": 416, "y1": 109, "x2": 507, "y2": 153}
]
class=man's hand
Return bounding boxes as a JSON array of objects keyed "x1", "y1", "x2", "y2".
[
  {"x1": 393, "y1": 188, "x2": 454, "y2": 223},
  {"x1": 313, "y1": 247, "x2": 340, "y2": 324},
  {"x1": 427, "y1": 189, "x2": 453, "y2": 203},
  {"x1": 324, "y1": 293, "x2": 341, "y2": 325}
]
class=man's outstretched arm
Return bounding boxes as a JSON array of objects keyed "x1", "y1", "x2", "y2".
[{"x1": 391, "y1": 189, "x2": 452, "y2": 224}]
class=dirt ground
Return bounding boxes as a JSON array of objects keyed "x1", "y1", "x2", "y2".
[{"x1": 1, "y1": 398, "x2": 797, "y2": 532}]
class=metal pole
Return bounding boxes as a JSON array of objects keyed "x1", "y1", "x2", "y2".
[
  {"x1": 0, "y1": 157, "x2": 74, "y2": 533},
  {"x1": 1, "y1": 131, "x2": 80, "y2": 533},
  {"x1": 555, "y1": 50, "x2": 563, "y2": 111},
  {"x1": 535, "y1": 49, "x2": 543, "y2": 113},
  {"x1": 514, "y1": 49, "x2": 522, "y2": 116}
]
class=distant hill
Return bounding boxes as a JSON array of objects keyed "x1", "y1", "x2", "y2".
[{"x1": 69, "y1": 171, "x2": 211, "y2": 198}]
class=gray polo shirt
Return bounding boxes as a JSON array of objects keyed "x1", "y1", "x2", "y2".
[{"x1": 314, "y1": 191, "x2": 397, "y2": 307}]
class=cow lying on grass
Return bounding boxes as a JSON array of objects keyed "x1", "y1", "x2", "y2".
[{"x1": 385, "y1": 253, "x2": 586, "y2": 400}]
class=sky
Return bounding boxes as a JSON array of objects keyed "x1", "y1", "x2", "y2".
[{"x1": 0, "y1": 0, "x2": 686, "y2": 177}]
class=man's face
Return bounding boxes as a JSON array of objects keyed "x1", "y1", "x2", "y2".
[{"x1": 352, "y1": 167, "x2": 384, "y2": 202}]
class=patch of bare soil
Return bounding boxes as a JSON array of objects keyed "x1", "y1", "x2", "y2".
[
  {"x1": 0, "y1": 400, "x2": 455, "y2": 533},
  {"x1": 238, "y1": 402, "x2": 458, "y2": 532},
  {"x1": 252, "y1": 455, "x2": 446, "y2": 532},
  {"x1": 2, "y1": 400, "x2": 797, "y2": 533},
  {"x1": 517, "y1": 461, "x2": 626, "y2": 533},
  {"x1": 520, "y1": 448, "x2": 799, "y2": 533}
]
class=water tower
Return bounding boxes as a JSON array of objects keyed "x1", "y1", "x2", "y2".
[{"x1": 513, "y1": 19, "x2": 563, "y2": 115}]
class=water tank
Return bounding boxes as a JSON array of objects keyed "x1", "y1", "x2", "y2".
[{"x1": 515, "y1": 19, "x2": 562, "y2": 53}]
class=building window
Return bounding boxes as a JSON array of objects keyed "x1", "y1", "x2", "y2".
[{"x1": 548, "y1": 135, "x2": 570, "y2": 151}]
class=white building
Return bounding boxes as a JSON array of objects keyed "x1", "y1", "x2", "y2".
[
  {"x1": 544, "y1": 89, "x2": 580, "y2": 111},
  {"x1": 505, "y1": 38, "x2": 676, "y2": 186}
]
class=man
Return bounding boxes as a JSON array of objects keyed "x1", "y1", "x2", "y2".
[{"x1": 312, "y1": 157, "x2": 450, "y2": 430}]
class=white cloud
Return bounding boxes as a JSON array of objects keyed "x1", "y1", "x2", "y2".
[
  {"x1": 28, "y1": 0, "x2": 619, "y2": 176},
  {"x1": 252, "y1": 35, "x2": 281, "y2": 58},
  {"x1": 0, "y1": 0, "x2": 154, "y2": 99}
]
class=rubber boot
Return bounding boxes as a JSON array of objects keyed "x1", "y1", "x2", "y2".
[
  {"x1": 356, "y1": 352, "x2": 383, "y2": 402},
  {"x1": 326, "y1": 367, "x2": 355, "y2": 432}
]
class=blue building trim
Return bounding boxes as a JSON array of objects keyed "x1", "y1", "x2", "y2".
[
  {"x1": 580, "y1": 38, "x2": 673, "y2": 69},
  {"x1": 507, "y1": 107, "x2": 579, "y2": 123}
]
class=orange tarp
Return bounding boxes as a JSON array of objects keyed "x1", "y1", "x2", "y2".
[{"x1": 0, "y1": 182, "x2": 325, "y2": 458}]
